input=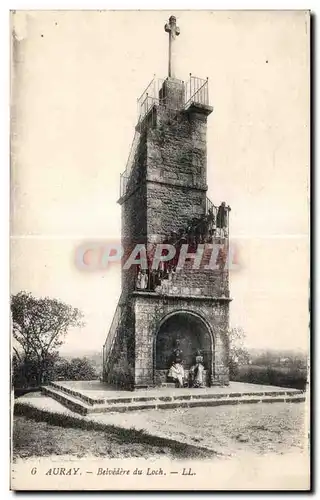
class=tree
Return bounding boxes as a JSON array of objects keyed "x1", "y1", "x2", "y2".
[
  {"x1": 228, "y1": 327, "x2": 250, "y2": 378},
  {"x1": 54, "y1": 357, "x2": 98, "y2": 381},
  {"x1": 11, "y1": 291, "x2": 84, "y2": 386}
]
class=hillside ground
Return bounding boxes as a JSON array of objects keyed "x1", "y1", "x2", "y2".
[{"x1": 13, "y1": 402, "x2": 307, "y2": 460}]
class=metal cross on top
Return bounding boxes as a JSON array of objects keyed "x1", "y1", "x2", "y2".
[{"x1": 164, "y1": 15, "x2": 180, "y2": 78}]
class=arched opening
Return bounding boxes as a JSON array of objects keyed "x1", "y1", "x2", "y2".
[{"x1": 154, "y1": 311, "x2": 214, "y2": 386}]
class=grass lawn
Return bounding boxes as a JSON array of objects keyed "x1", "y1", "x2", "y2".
[{"x1": 12, "y1": 416, "x2": 213, "y2": 461}]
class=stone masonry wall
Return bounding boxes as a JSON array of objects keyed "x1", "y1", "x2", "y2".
[
  {"x1": 146, "y1": 182, "x2": 206, "y2": 241},
  {"x1": 145, "y1": 104, "x2": 209, "y2": 241},
  {"x1": 170, "y1": 269, "x2": 229, "y2": 297},
  {"x1": 133, "y1": 294, "x2": 230, "y2": 387}
]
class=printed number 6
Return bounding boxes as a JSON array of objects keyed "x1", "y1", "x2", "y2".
[{"x1": 31, "y1": 467, "x2": 37, "y2": 475}]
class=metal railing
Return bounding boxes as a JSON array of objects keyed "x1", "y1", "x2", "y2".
[
  {"x1": 126, "y1": 129, "x2": 141, "y2": 173},
  {"x1": 206, "y1": 197, "x2": 218, "y2": 216},
  {"x1": 137, "y1": 76, "x2": 165, "y2": 123},
  {"x1": 137, "y1": 74, "x2": 210, "y2": 119},
  {"x1": 185, "y1": 74, "x2": 209, "y2": 108},
  {"x1": 206, "y1": 197, "x2": 231, "y2": 239},
  {"x1": 120, "y1": 173, "x2": 129, "y2": 198},
  {"x1": 103, "y1": 300, "x2": 122, "y2": 368},
  {"x1": 119, "y1": 127, "x2": 141, "y2": 198},
  {"x1": 138, "y1": 95, "x2": 159, "y2": 123}
]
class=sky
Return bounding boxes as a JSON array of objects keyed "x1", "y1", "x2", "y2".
[{"x1": 10, "y1": 10, "x2": 310, "y2": 354}]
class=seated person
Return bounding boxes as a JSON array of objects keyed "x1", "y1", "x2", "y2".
[
  {"x1": 167, "y1": 340, "x2": 185, "y2": 388},
  {"x1": 168, "y1": 361, "x2": 185, "y2": 388}
]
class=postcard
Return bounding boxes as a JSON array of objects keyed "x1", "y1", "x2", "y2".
[{"x1": 10, "y1": 10, "x2": 310, "y2": 491}]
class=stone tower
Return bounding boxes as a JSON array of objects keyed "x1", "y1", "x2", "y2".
[{"x1": 103, "y1": 16, "x2": 231, "y2": 389}]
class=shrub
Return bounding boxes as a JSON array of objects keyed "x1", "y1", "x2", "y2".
[
  {"x1": 105, "y1": 359, "x2": 135, "y2": 390},
  {"x1": 54, "y1": 357, "x2": 98, "y2": 381},
  {"x1": 232, "y1": 364, "x2": 307, "y2": 390}
]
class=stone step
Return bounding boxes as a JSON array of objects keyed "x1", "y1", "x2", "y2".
[
  {"x1": 42, "y1": 385, "x2": 306, "y2": 416},
  {"x1": 42, "y1": 385, "x2": 92, "y2": 415},
  {"x1": 49, "y1": 381, "x2": 304, "y2": 406},
  {"x1": 92, "y1": 394, "x2": 306, "y2": 414},
  {"x1": 49, "y1": 381, "x2": 104, "y2": 405},
  {"x1": 49, "y1": 381, "x2": 304, "y2": 404}
]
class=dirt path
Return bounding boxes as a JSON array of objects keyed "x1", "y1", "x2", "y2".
[{"x1": 90, "y1": 401, "x2": 308, "y2": 457}]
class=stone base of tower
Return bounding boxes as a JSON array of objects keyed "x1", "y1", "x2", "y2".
[
  {"x1": 133, "y1": 292, "x2": 230, "y2": 388},
  {"x1": 104, "y1": 291, "x2": 231, "y2": 390}
]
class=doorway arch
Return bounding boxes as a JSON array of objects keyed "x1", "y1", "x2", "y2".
[{"x1": 154, "y1": 311, "x2": 214, "y2": 385}]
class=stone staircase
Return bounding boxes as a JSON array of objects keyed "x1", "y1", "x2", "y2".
[{"x1": 42, "y1": 381, "x2": 306, "y2": 416}]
